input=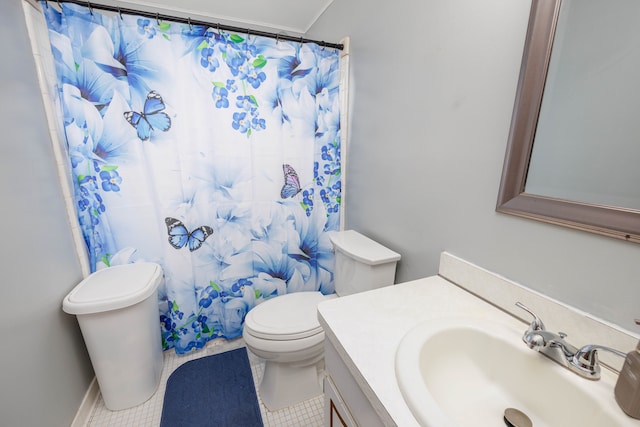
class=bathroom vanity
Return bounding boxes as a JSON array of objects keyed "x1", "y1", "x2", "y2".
[{"x1": 317, "y1": 252, "x2": 640, "y2": 426}]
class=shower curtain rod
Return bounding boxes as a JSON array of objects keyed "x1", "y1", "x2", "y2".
[{"x1": 41, "y1": 0, "x2": 344, "y2": 50}]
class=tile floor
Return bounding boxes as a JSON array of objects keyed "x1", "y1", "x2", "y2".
[{"x1": 86, "y1": 338, "x2": 324, "y2": 427}]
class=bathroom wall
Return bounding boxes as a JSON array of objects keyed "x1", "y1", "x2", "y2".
[
  {"x1": 308, "y1": 0, "x2": 640, "y2": 333},
  {"x1": 0, "y1": 1, "x2": 94, "y2": 426}
]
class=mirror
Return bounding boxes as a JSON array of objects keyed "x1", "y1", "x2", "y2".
[{"x1": 497, "y1": 0, "x2": 640, "y2": 243}]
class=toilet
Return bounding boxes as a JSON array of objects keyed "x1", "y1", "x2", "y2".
[{"x1": 243, "y1": 230, "x2": 401, "y2": 410}]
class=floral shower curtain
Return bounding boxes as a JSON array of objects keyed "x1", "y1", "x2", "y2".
[{"x1": 42, "y1": 3, "x2": 342, "y2": 353}]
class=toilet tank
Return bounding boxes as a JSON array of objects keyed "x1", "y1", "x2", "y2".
[{"x1": 329, "y1": 230, "x2": 401, "y2": 296}]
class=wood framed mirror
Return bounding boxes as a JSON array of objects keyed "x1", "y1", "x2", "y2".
[{"x1": 496, "y1": 0, "x2": 640, "y2": 243}]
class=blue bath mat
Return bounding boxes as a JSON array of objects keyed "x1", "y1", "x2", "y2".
[{"x1": 160, "y1": 347, "x2": 263, "y2": 427}]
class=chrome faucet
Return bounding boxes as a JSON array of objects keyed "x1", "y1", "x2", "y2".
[{"x1": 515, "y1": 302, "x2": 626, "y2": 380}]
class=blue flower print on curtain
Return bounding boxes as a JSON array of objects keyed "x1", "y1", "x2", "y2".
[{"x1": 43, "y1": 2, "x2": 342, "y2": 354}]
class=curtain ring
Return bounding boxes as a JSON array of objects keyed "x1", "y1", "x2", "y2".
[
  {"x1": 44, "y1": 1, "x2": 48, "y2": 9},
  {"x1": 87, "y1": 1, "x2": 93, "y2": 15},
  {"x1": 187, "y1": 17, "x2": 192, "y2": 31},
  {"x1": 216, "y1": 22, "x2": 221, "y2": 34},
  {"x1": 299, "y1": 36, "x2": 304, "y2": 45},
  {"x1": 57, "y1": 0, "x2": 61, "y2": 8},
  {"x1": 118, "y1": 7, "x2": 123, "y2": 20},
  {"x1": 156, "y1": 12, "x2": 160, "y2": 25},
  {"x1": 275, "y1": 34, "x2": 279, "y2": 44}
]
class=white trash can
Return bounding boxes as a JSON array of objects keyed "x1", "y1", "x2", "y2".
[{"x1": 63, "y1": 263, "x2": 164, "y2": 411}]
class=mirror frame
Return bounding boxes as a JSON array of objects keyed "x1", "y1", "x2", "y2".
[{"x1": 496, "y1": 0, "x2": 640, "y2": 243}]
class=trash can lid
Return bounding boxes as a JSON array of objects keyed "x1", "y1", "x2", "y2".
[{"x1": 63, "y1": 263, "x2": 162, "y2": 315}]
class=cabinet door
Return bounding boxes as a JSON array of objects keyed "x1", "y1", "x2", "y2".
[
  {"x1": 324, "y1": 376, "x2": 357, "y2": 427},
  {"x1": 329, "y1": 398, "x2": 349, "y2": 427}
]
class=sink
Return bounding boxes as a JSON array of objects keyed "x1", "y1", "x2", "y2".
[{"x1": 395, "y1": 317, "x2": 639, "y2": 427}]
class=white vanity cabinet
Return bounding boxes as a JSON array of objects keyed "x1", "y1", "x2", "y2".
[
  {"x1": 323, "y1": 375, "x2": 354, "y2": 427},
  {"x1": 317, "y1": 253, "x2": 640, "y2": 427},
  {"x1": 323, "y1": 339, "x2": 385, "y2": 427}
]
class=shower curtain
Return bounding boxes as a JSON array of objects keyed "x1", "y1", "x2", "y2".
[{"x1": 42, "y1": 2, "x2": 342, "y2": 353}]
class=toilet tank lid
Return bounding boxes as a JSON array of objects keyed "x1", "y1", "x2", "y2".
[
  {"x1": 63, "y1": 263, "x2": 162, "y2": 315},
  {"x1": 329, "y1": 230, "x2": 401, "y2": 265}
]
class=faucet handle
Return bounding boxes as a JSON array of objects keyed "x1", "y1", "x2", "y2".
[
  {"x1": 515, "y1": 302, "x2": 545, "y2": 332},
  {"x1": 572, "y1": 344, "x2": 627, "y2": 379},
  {"x1": 572, "y1": 344, "x2": 602, "y2": 378}
]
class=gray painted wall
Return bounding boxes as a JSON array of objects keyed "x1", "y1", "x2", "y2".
[
  {"x1": 0, "y1": 2, "x2": 94, "y2": 426},
  {"x1": 308, "y1": 0, "x2": 640, "y2": 333}
]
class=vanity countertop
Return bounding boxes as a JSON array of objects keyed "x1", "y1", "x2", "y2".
[{"x1": 317, "y1": 275, "x2": 528, "y2": 426}]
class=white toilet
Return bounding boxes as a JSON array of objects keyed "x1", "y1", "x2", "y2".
[{"x1": 243, "y1": 230, "x2": 401, "y2": 410}]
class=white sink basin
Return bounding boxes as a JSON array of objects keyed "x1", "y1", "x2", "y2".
[{"x1": 395, "y1": 317, "x2": 639, "y2": 427}]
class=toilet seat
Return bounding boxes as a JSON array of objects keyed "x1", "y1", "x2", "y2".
[{"x1": 244, "y1": 291, "x2": 326, "y2": 340}]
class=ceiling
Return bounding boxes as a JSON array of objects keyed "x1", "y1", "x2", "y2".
[{"x1": 99, "y1": 0, "x2": 334, "y2": 34}]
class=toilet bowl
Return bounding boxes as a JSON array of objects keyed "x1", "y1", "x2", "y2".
[
  {"x1": 243, "y1": 291, "x2": 335, "y2": 410},
  {"x1": 243, "y1": 230, "x2": 400, "y2": 410}
]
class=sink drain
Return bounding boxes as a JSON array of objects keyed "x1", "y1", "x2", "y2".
[{"x1": 504, "y1": 407, "x2": 532, "y2": 427}]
